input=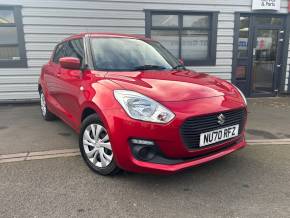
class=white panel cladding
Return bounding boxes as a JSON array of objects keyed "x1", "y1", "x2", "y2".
[{"x1": 0, "y1": 0, "x2": 289, "y2": 100}]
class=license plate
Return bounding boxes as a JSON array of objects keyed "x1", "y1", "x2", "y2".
[{"x1": 199, "y1": 124, "x2": 239, "y2": 147}]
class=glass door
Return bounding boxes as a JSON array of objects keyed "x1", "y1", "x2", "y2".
[
  {"x1": 251, "y1": 28, "x2": 281, "y2": 95},
  {"x1": 233, "y1": 14, "x2": 286, "y2": 97}
]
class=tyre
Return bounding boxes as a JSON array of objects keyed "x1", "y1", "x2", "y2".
[
  {"x1": 39, "y1": 90, "x2": 56, "y2": 121},
  {"x1": 79, "y1": 114, "x2": 120, "y2": 176}
]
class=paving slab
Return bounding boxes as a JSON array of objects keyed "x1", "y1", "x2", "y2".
[
  {"x1": 246, "y1": 97, "x2": 290, "y2": 140},
  {"x1": 0, "y1": 104, "x2": 78, "y2": 155}
]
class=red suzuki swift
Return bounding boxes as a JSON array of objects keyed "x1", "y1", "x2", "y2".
[{"x1": 39, "y1": 33, "x2": 247, "y2": 175}]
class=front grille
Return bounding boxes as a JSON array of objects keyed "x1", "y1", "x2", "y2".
[{"x1": 180, "y1": 108, "x2": 247, "y2": 149}]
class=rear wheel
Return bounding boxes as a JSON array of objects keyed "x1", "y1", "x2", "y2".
[
  {"x1": 39, "y1": 90, "x2": 56, "y2": 121},
  {"x1": 79, "y1": 114, "x2": 120, "y2": 175}
]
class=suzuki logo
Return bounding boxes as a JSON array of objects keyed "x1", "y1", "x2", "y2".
[{"x1": 217, "y1": 114, "x2": 226, "y2": 125}]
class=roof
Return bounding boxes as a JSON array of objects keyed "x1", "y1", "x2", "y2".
[{"x1": 63, "y1": 32, "x2": 152, "y2": 42}]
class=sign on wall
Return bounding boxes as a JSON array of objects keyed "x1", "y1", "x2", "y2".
[
  {"x1": 238, "y1": 38, "x2": 248, "y2": 51},
  {"x1": 252, "y1": 0, "x2": 281, "y2": 11},
  {"x1": 151, "y1": 35, "x2": 208, "y2": 59}
]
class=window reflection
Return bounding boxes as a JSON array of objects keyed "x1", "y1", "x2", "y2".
[
  {"x1": 0, "y1": 10, "x2": 14, "y2": 24},
  {"x1": 152, "y1": 15, "x2": 178, "y2": 27},
  {"x1": 238, "y1": 16, "x2": 249, "y2": 58},
  {"x1": 255, "y1": 17, "x2": 283, "y2": 26}
]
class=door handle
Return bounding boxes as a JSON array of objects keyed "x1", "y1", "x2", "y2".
[{"x1": 56, "y1": 72, "x2": 61, "y2": 77}]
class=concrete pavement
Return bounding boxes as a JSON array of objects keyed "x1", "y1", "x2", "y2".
[
  {"x1": 0, "y1": 104, "x2": 78, "y2": 155},
  {"x1": 1, "y1": 97, "x2": 290, "y2": 155},
  {"x1": 1, "y1": 97, "x2": 290, "y2": 217},
  {"x1": 1, "y1": 144, "x2": 290, "y2": 218},
  {"x1": 246, "y1": 97, "x2": 290, "y2": 140}
]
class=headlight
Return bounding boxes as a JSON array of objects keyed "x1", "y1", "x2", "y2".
[
  {"x1": 114, "y1": 90, "x2": 175, "y2": 123},
  {"x1": 233, "y1": 85, "x2": 247, "y2": 106}
]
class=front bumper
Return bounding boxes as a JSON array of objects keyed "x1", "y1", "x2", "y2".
[
  {"x1": 102, "y1": 96, "x2": 247, "y2": 174},
  {"x1": 129, "y1": 137, "x2": 246, "y2": 174}
]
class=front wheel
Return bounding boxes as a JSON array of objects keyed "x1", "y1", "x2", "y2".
[{"x1": 79, "y1": 114, "x2": 120, "y2": 176}]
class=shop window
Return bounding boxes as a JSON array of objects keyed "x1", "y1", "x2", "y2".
[
  {"x1": 235, "y1": 65, "x2": 247, "y2": 80},
  {"x1": 255, "y1": 16, "x2": 283, "y2": 26},
  {"x1": 0, "y1": 6, "x2": 27, "y2": 68},
  {"x1": 145, "y1": 11, "x2": 218, "y2": 66},
  {"x1": 238, "y1": 16, "x2": 250, "y2": 58}
]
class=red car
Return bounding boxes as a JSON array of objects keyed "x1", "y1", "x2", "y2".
[{"x1": 38, "y1": 33, "x2": 247, "y2": 175}]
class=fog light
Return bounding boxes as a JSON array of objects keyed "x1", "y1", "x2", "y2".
[
  {"x1": 131, "y1": 139, "x2": 154, "y2": 146},
  {"x1": 130, "y1": 139, "x2": 156, "y2": 161},
  {"x1": 138, "y1": 146, "x2": 156, "y2": 161}
]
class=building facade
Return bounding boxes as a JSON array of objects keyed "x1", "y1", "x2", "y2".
[{"x1": 0, "y1": 0, "x2": 290, "y2": 101}]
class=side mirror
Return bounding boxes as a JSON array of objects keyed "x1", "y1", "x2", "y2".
[{"x1": 59, "y1": 57, "x2": 81, "y2": 70}]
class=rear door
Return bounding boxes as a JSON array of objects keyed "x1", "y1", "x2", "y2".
[
  {"x1": 56, "y1": 38, "x2": 85, "y2": 128},
  {"x1": 44, "y1": 42, "x2": 66, "y2": 114}
]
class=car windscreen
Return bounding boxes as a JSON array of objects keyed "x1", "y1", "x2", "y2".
[{"x1": 89, "y1": 37, "x2": 180, "y2": 71}]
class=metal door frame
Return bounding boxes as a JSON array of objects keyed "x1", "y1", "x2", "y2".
[{"x1": 232, "y1": 12, "x2": 290, "y2": 97}]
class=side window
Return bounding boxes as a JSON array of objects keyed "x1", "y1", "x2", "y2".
[
  {"x1": 65, "y1": 39, "x2": 85, "y2": 65},
  {"x1": 52, "y1": 43, "x2": 66, "y2": 64},
  {"x1": 0, "y1": 6, "x2": 27, "y2": 68}
]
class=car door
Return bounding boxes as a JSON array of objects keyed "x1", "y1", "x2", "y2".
[
  {"x1": 43, "y1": 42, "x2": 66, "y2": 115},
  {"x1": 56, "y1": 38, "x2": 85, "y2": 129}
]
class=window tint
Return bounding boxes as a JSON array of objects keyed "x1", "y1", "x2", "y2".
[
  {"x1": 53, "y1": 39, "x2": 84, "y2": 65},
  {"x1": 90, "y1": 37, "x2": 179, "y2": 71},
  {"x1": 65, "y1": 39, "x2": 84, "y2": 65},
  {"x1": 53, "y1": 43, "x2": 66, "y2": 63}
]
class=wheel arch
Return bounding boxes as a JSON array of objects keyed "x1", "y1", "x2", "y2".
[
  {"x1": 80, "y1": 102, "x2": 107, "y2": 125},
  {"x1": 81, "y1": 107, "x2": 97, "y2": 122}
]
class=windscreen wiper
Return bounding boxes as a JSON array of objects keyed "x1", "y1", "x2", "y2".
[
  {"x1": 132, "y1": 65, "x2": 167, "y2": 71},
  {"x1": 172, "y1": 64, "x2": 186, "y2": 70}
]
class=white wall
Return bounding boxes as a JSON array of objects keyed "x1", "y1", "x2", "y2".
[{"x1": 0, "y1": 0, "x2": 289, "y2": 100}]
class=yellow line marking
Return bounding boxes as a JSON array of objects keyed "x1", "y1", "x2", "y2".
[
  {"x1": 28, "y1": 148, "x2": 79, "y2": 157},
  {"x1": 0, "y1": 152, "x2": 28, "y2": 160},
  {"x1": 26, "y1": 152, "x2": 80, "y2": 160},
  {"x1": 0, "y1": 148, "x2": 80, "y2": 164},
  {"x1": 0, "y1": 157, "x2": 26, "y2": 164}
]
